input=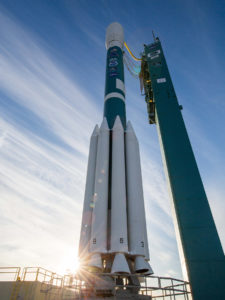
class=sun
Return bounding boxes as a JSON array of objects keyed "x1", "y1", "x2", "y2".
[{"x1": 57, "y1": 247, "x2": 80, "y2": 275}]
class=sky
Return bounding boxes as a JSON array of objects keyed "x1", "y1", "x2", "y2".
[{"x1": 0, "y1": 0, "x2": 225, "y2": 280}]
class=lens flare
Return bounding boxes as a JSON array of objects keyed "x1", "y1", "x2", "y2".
[{"x1": 57, "y1": 247, "x2": 80, "y2": 275}]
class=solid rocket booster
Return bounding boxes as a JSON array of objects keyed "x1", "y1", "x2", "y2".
[
  {"x1": 126, "y1": 121, "x2": 153, "y2": 274},
  {"x1": 79, "y1": 125, "x2": 99, "y2": 258},
  {"x1": 111, "y1": 116, "x2": 130, "y2": 273},
  {"x1": 78, "y1": 22, "x2": 153, "y2": 275},
  {"x1": 89, "y1": 118, "x2": 110, "y2": 270}
]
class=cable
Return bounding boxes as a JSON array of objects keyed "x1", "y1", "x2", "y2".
[
  {"x1": 124, "y1": 42, "x2": 142, "y2": 62},
  {"x1": 123, "y1": 52, "x2": 140, "y2": 78}
]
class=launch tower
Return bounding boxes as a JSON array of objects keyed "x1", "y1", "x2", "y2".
[{"x1": 140, "y1": 37, "x2": 225, "y2": 300}]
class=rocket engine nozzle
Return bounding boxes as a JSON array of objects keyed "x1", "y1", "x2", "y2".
[
  {"x1": 134, "y1": 256, "x2": 153, "y2": 274},
  {"x1": 111, "y1": 253, "x2": 130, "y2": 274},
  {"x1": 87, "y1": 253, "x2": 102, "y2": 272}
]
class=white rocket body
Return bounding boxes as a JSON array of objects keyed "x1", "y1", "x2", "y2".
[
  {"x1": 111, "y1": 116, "x2": 128, "y2": 253},
  {"x1": 79, "y1": 125, "x2": 99, "y2": 258},
  {"x1": 110, "y1": 117, "x2": 130, "y2": 273},
  {"x1": 126, "y1": 121, "x2": 146, "y2": 257},
  {"x1": 88, "y1": 118, "x2": 109, "y2": 270},
  {"x1": 126, "y1": 122, "x2": 153, "y2": 274},
  {"x1": 78, "y1": 22, "x2": 153, "y2": 275},
  {"x1": 79, "y1": 118, "x2": 152, "y2": 274}
]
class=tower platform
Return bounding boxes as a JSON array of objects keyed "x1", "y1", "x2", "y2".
[{"x1": 0, "y1": 267, "x2": 191, "y2": 300}]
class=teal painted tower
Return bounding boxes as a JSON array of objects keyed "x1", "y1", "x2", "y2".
[
  {"x1": 143, "y1": 39, "x2": 225, "y2": 299},
  {"x1": 104, "y1": 23, "x2": 126, "y2": 129}
]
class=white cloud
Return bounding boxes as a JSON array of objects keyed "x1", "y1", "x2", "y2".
[
  {"x1": 0, "y1": 11, "x2": 100, "y2": 156},
  {"x1": 0, "y1": 10, "x2": 100, "y2": 274}
]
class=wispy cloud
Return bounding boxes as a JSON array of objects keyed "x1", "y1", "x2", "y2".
[
  {"x1": 0, "y1": 10, "x2": 101, "y2": 273},
  {"x1": 0, "y1": 11, "x2": 100, "y2": 153}
]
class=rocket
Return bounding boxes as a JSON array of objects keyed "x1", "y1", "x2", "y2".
[{"x1": 78, "y1": 22, "x2": 153, "y2": 275}]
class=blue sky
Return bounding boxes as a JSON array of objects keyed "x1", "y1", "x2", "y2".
[{"x1": 0, "y1": 0, "x2": 225, "y2": 279}]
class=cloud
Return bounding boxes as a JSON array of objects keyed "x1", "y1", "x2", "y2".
[
  {"x1": 0, "y1": 9, "x2": 101, "y2": 273},
  {"x1": 0, "y1": 10, "x2": 101, "y2": 153}
]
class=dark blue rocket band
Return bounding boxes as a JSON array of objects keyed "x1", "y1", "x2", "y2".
[{"x1": 104, "y1": 46, "x2": 126, "y2": 129}]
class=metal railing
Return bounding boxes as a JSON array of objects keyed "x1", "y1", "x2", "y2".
[
  {"x1": 22, "y1": 267, "x2": 63, "y2": 286},
  {"x1": 0, "y1": 267, "x2": 21, "y2": 281},
  {"x1": 0, "y1": 267, "x2": 191, "y2": 299},
  {"x1": 0, "y1": 266, "x2": 63, "y2": 284},
  {"x1": 41, "y1": 271, "x2": 191, "y2": 299}
]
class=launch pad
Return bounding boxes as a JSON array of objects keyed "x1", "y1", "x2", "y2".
[{"x1": 0, "y1": 267, "x2": 191, "y2": 299}]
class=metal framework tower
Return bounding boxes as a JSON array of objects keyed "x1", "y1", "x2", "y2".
[{"x1": 141, "y1": 38, "x2": 225, "y2": 299}]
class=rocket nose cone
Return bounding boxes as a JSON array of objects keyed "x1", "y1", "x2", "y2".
[
  {"x1": 91, "y1": 124, "x2": 99, "y2": 137},
  {"x1": 100, "y1": 117, "x2": 109, "y2": 131},
  {"x1": 112, "y1": 116, "x2": 124, "y2": 131},
  {"x1": 126, "y1": 121, "x2": 137, "y2": 140},
  {"x1": 126, "y1": 121, "x2": 133, "y2": 131},
  {"x1": 106, "y1": 22, "x2": 124, "y2": 49}
]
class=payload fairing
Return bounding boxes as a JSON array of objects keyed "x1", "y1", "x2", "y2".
[{"x1": 79, "y1": 23, "x2": 153, "y2": 275}]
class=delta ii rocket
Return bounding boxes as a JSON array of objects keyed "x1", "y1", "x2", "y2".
[{"x1": 78, "y1": 22, "x2": 153, "y2": 275}]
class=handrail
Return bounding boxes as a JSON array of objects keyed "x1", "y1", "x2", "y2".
[
  {"x1": 43, "y1": 271, "x2": 191, "y2": 299},
  {"x1": 0, "y1": 267, "x2": 21, "y2": 281},
  {"x1": 0, "y1": 267, "x2": 191, "y2": 299},
  {"x1": 22, "y1": 267, "x2": 62, "y2": 286}
]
